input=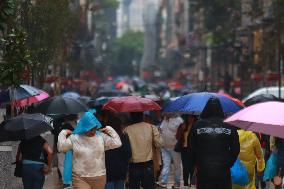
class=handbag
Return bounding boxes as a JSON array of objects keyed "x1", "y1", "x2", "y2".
[
  {"x1": 13, "y1": 161, "x2": 22, "y2": 177},
  {"x1": 263, "y1": 152, "x2": 278, "y2": 181},
  {"x1": 230, "y1": 158, "x2": 250, "y2": 186},
  {"x1": 174, "y1": 139, "x2": 182, "y2": 153}
]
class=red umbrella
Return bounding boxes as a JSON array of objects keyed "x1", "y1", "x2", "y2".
[
  {"x1": 102, "y1": 96, "x2": 161, "y2": 113},
  {"x1": 218, "y1": 92, "x2": 244, "y2": 107}
]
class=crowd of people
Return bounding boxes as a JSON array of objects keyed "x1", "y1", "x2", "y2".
[{"x1": 14, "y1": 97, "x2": 284, "y2": 189}]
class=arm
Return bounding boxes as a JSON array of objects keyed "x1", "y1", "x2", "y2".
[
  {"x1": 16, "y1": 144, "x2": 22, "y2": 162},
  {"x1": 57, "y1": 130, "x2": 73, "y2": 153},
  {"x1": 101, "y1": 126, "x2": 122, "y2": 151},
  {"x1": 42, "y1": 142, "x2": 53, "y2": 174},
  {"x1": 229, "y1": 128, "x2": 240, "y2": 167},
  {"x1": 152, "y1": 125, "x2": 163, "y2": 148},
  {"x1": 253, "y1": 135, "x2": 265, "y2": 172},
  {"x1": 123, "y1": 134, "x2": 132, "y2": 160}
]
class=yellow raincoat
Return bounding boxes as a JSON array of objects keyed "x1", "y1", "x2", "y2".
[{"x1": 233, "y1": 130, "x2": 265, "y2": 189}]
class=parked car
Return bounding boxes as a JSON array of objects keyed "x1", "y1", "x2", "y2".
[{"x1": 242, "y1": 86, "x2": 284, "y2": 102}]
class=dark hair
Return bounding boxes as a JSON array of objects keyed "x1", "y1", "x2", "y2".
[
  {"x1": 130, "y1": 112, "x2": 143, "y2": 124},
  {"x1": 200, "y1": 98, "x2": 225, "y2": 119},
  {"x1": 106, "y1": 115, "x2": 122, "y2": 136},
  {"x1": 64, "y1": 114, "x2": 79, "y2": 122}
]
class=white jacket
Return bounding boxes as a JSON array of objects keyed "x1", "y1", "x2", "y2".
[
  {"x1": 58, "y1": 126, "x2": 122, "y2": 177},
  {"x1": 160, "y1": 117, "x2": 183, "y2": 149}
]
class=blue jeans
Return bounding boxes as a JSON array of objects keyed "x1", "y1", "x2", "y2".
[
  {"x1": 105, "y1": 180, "x2": 125, "y2": 189},
  {"x1": 22, "y1": 164, "x2": 45, "y2": 189},
  {"x1": 160, "y1": 148, "x2": 181, "y2": 184}
]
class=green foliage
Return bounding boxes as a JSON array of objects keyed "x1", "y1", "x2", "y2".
[
  {"x1": 102, "y1": 0, "x2": 119, "y2": 8},
  {"x1": 0, "y1": 28, "x2": 32, "y2": 86},
  {"x1": 0, "y1": 0, "x2": 16, "y2": 31},
  {"x1": 109, "y1": 31, "x2": 144, "y2": 76},
  {"x1": 26, "y1": 0, "x2": 80, "y2": 70},
  {"x1": 201, "y1": 0, "x2": 241, "y2": 45}
]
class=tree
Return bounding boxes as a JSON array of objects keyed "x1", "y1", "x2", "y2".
[
  {"x1": 0, "y1": 0, "x2": 32, "y2": 87},
  {"x1": 108, "y1": 31, "x2": 144, "y2": 76}
]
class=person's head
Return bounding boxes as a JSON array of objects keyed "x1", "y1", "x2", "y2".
[
  {"x1": 85, "y1": 127, "x2": 97, "y2": 137},
  {"x1": 73, "y1": 111, "x2": 102, "y2": 136},
  {"x1": 64, "y1": 114, "x2": 79, "y2": 122},
  {"x1": 200, "y1": 97, "x2": 225, "y2": 119},
  {"x1": 130, "y1": 112, "x2": 143, "y2": 124},
  {"x1": 107, "y1": 116, "x2": 123, "y2": 136},
  {"x1": 181, "y1": 114, "x2": 198, "y2": 126}
]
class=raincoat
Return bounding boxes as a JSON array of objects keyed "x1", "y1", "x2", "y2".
[
  {"x1": 58, "y1": 111, "x2": 122, "y2": 180},
  {"x1": 233, "y1": 130, "x2": 265, "y2": 189}
]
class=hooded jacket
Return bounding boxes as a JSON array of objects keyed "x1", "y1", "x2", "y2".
[
  {"x1": 58, "y1": 111, "x2": 122, "y2": 177},
  {"x1": 189, "y1": 98, "x2": 240, "y2": 180}
]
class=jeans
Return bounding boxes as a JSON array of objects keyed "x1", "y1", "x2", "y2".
[
  {"x1": 129, "y1": 161, "x2": 155, "y2": 189},
  {"x1": 105, "y1": 180, "x2": 125, "y2": 189},
  {"x1": 22, "y1": 164, "x2": 45, "y2": 189},
  {"x1": 160, "y1": 148, "x2": 181, "y2": 184}
]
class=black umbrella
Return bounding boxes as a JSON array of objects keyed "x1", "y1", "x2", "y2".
[
  {"x1": 87, "y1": 96, "x2": 114, "y2": 108},
  {"x1": 36, "y1": 96, "x2": 88, "y2": 115},
  {"x1": 0, "y1": 113, "x2": 53, "y2": 141},
  {"x1": 244, "y1": 94, "x2": 279, "y2": 107}
]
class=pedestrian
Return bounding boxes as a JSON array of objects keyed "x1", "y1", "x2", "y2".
[
  {"x1": 124, "y1": 112, "x2": 163, "y2": 189},
  {"x1": 271, "y1": 137, "x2": 284, "y2": 189},
  {"x1": 157, "y1": 114, "x2": 183, "y2": 188},
  {"x1": 57, "y1": 111, "x2": 122, "y2": 189},
  {"x1": 56, "y1": 114, "x2": 79, "y2": 188},
  {"x1": 232, "y1": 130, "x2": 265, "y2": 189},
  {"x1": 105, "y1": 116, "x2": 132, "y2": 189},
  {"x1": 16, "y1": 135, "x2": 53, "y2": 189},
  {"x1": 176, "y1": 114, "x2": 198, "y2": 189},
  {"x1": 189, "y1": 98, "x2": 240, "y2": 189}
]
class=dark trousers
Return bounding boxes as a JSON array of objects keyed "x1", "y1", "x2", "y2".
[
  {"x1": 129, "y1": 161, "x2": 155, "y2": 189},
  {"x1": 181, "y1": 149, "x2": 195, "y2": 186},
  {"x1": 22, "y1": 164, "x2": 45, "y2": 189},
  {"x1": 197, "y1": 179, "x2": 232, "y2": 189}
]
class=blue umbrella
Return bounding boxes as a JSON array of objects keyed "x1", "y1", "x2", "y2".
[
  {"x1": 62, "y1": 92, "x2": 80, "y2": 99},
  {"x1": 163, "y1": 92, "x2": 242, "y2": 114},
  {"x1": 0, "y1": 85, "x2": 41, "y2": 104}
]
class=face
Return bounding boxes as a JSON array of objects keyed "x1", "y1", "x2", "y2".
[{"x1": 85, "y1": 127, "x2": 97, "y2": 137}]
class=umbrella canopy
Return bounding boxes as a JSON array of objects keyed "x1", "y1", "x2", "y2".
[
  {"x1": 243, "y1": 94, "x2": 278, "y2": 107},
  {"x1": 36, "y1": 96, "x2": 88, "y2": 115},
  {"x1": 103, "y1": 96, "x2": 161, "y2": 113},
  {"x1": 163, "y1": 92, "x2": 242, "y2": 114},
  {"x1": 224, "y1": 101, "x2": 284, "y2": 139},
  {"x1": 0, "y1": 113, "x2": 53, "y2": 141},
  {"x1": 0, "y1": 85, "x2": 41, "y2": 104},
  {"x1": 218, "y1": 92, "x2": 244, "y2": 107},
  {"x1": 62, "y1": 91, "x2": 81, "y2": 99},
  {"x1": 87, "y1": 96, "x2": 113, "y2": 108},
  {"x1": 14, "y1": 90, "x2": 49, "y2": 107}
]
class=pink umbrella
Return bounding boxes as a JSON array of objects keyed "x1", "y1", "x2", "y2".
[
  {"x1": 14, "y1": 91, "x2": 49, "y2": 107},
  {"x1": 224, "y1": 101, "x2": 284, "y2": 138}
]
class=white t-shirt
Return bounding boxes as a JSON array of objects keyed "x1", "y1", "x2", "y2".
[
  {"x1": 57, "y1": 126, "x2": 121, "y2": 177},
  {"x1": 160, "y1": 117, "x2": 183, "y2": 149}
]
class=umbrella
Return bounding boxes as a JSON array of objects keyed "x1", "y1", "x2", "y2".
[
  {"x1": 87, "y1": 96, "x2": 113, "y2": 108},
  {"x1": 218, "y1": 92, "x2": 244, "y2": 107},
  {"x1": 163, "y1": 92, "x2": 242, "y2": 114},
  {"x1": 243, "y1": 94, "x2": 278, "y2": 107},
  {"x1": 13, "y1": 90, "x2": 49, "y2": 107},
  {"x1": 0, "y1": 85, "x2": 41, "y2": 104},
  {"x1": 224, "y1": 101, "x2": 284, "y2": 139},
  {"x1": 62, "y1": 91, "x2": 81, "y2": 99},
  {"x1": 103, "y1": 96, "x2": 161, "y2": 113},
  {"x1": 36, "y1": 96, "x2": 88, "y2": 115},
  {"x1": 0, "y1": 113, "x2": 53, "y2": 141}
]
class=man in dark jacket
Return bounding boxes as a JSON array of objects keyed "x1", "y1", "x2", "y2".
[{"x1": 189, "y1": 98, "x2": 240, "y2": 189}]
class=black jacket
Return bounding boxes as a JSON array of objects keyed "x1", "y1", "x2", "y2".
[
  {"x1": 189, "y1": 98, "x2": 240, "y2": 181},
  {"x1": 105, "y1": 133, "x2": 132, "y2": 181}
]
